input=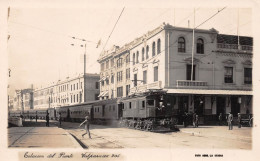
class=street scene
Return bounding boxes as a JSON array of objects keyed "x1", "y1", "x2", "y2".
[
  {"x1": 6, "y1": 3, "x2": 254, "y2": 158},
  {"x1": 8, "y1": 119, "x2": 252, "y2": 149}
]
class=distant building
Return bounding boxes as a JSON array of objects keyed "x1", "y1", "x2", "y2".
[
  {"x1": 33, "y1": 73, "x2": 100, "y2": 109},
  {"x1": 98, "y1": 23, "x2": 253, "y2": 124},
  {"x1": 12, "y1": 88, "x2": 33, "y2": 111}
]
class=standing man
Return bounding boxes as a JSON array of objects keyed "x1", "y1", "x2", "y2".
[
  {"x1": 237, "y1": 113, "x2": 241, "y2": 128},
  {"x1": 79, "y1": 116, "x2": 91, "y2": 139},
  {"x1": 192, "y1": 112, "x2": 196, "y2": 128},
  {"x1": 58, "y1": 112, "x2": 62, "y2": 127},
  {"x1": 218, "y1": 113, "x2": 222, "y2": 126},
  {"x1": 227, "y1": 112, "x2": 233, "y2": 130},
  {"x1": 46, "y1": 113, "x2": 50, "y2": 127},
  {"x1": 195, "y1": 115, "x2": 199, "y2": 128}
]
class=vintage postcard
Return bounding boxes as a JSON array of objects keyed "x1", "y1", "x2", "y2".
[{"x1": 0, "y1": 0, "x2": 259, "y2": 161}]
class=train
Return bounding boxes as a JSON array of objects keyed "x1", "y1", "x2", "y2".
[{"x1": 9, "y1": 90, "x2": 179, "y2": 131}]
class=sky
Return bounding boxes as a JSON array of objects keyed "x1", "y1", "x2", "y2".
[{"x1": 7, "y1": 2, "x2": 253, "y2": 96}]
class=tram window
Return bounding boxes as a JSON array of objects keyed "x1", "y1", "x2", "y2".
[
  {"x1": 147, "y1": 100, "x2": 155, "y2": 106},
  {"x1": 109, "y1": 106, "x2": 111, "y2": 111},
  {"x1": 113, "y1": 105, "x2": 115, "y2": 111},
  {"x1": 142, "y1": 101, "x2": 145, "y2": 108},
  {"x1": 129, "y1": 102, "x2": 132, "y2": 109}
]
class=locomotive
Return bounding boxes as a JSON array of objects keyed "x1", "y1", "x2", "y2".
[{"x1": 9, "y1": 90, "x2": 178, "y2": 131}]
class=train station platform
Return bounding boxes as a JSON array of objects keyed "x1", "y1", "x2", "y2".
[{"x1": 8, "y1": 126, "x2": 82, "y2": 148}]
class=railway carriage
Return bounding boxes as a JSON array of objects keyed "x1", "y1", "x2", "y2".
[{"x1": 56, "y1": 106, "x2": 70, "y2": 121}]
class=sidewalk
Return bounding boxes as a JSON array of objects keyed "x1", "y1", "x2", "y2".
[
  {"x1": 178, "y1": 125, "x2": 252, "y2": 143},
  {"x1": 8, "y1": 126, "x2": 82, "y2": 148}
]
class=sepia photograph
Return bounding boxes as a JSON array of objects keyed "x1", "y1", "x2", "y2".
[{"x1": 1, "y1": 0, "x2": 259, "y2": 161}]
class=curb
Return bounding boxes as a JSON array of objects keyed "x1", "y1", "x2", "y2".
[{"x1": 64, "y1": 131, "x2": 83, "y2": 149}]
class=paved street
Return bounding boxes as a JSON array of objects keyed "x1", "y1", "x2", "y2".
[{"x1": 8, "y1": 120, "x2": 252, "y2": 149}]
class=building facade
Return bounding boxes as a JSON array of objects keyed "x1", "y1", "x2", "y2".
[
  {"x1": 33, "y1": 73, "x2": 100, "y2": 109},
  {"x1": 98, "y1": 23, "x2": 253, "y2": 124},
  {"x1": 12, "y1": 88, "x2": 34, "y2": 111}
]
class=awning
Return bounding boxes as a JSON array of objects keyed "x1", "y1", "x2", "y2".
[{"x1": 166, "y1": 89, "x2": 252, "y2": 96}]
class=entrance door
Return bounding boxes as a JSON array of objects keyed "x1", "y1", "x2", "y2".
[
  {"x1": 194, "y1": 96, "x2": 204, "y2": 116},
  {"x1": 118, "y1": 103, "x2": 123, "y2": 118},
  {"x1": 217, "y1": 97, "x2": 226, "y2": 115},
  {"x1": 178, "y1": 96, "x2": 189, "y2": 113},
  {"x1": 231, "y1": 96, "x2": 240, "y2": 116}
]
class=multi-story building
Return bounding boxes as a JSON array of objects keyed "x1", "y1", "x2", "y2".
[
  {"x1": 12, "y1": 88, "x2": 34, "y2": 111},
  {"x1": 98, "y1": 23, "x2": 253, "y2": 124},
  {"x1": 33, "y1": 73, "x2": 100, "y2": 109}
]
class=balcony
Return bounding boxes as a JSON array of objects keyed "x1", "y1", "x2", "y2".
[
  {"x1": 217, "y1": 43, "x2": 253, "y2": 51},
  {"x1": 129, "y1": 81, "x2": 162, "y2": 94},
  {"x1": 176, "y1": 80, "x2": 207, "y2": 89}
]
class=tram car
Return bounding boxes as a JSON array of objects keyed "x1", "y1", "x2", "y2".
[
  {"x1": 9, "y1": 110, "x2": 22, "y2": 117},
  {"x1": 119, "y1": 90, "x2": 178, "y2": 131},
  {"x1": 56, "y1": 106, "x2": 70, "y2": 121},
  {"x1": 92, "y1": 99, "x2": 119, "y2": 125},
  {"x1": 69, "y1": 100, "x2": 98, "y2": 122}
]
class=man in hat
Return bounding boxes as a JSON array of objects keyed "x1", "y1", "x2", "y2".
[
  {"x1": 227, "y1": 112, "x2": 233, "y2": 130},
  {"x1": 79, "y1": 116, "x2": 91, "y2": 139}
]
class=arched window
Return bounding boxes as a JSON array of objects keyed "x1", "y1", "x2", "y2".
[
  {"x1": 142, "y1": 47, "x2": 145, "y2": 61},
  {"x1": 197, "y1": 38, "x2": 204, "y2": 54},
  {"x1": 146, "y1": 45, "x2": 149, "y2": 59},
  {"x1": 178, "y1": 37, "x2": 185, "y2": 52},
  {"x1": 152, "y1": 42, "x2": 156, "y2": 56},
  {"x1": 133, "y1": 53, "x2": 135, "y2": 65},
  {"x1": 157, "y1": 39, "x2": 161, "y2": 54},
  {"x1": 136, "y1": 51, "x2": 139, "y2": 63}
]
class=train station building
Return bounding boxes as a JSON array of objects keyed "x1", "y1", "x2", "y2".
[{"x1": 98, "y1": 23, "x2": 253, "y2": 124}]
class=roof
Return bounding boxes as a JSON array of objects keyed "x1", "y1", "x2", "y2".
[
  {"x1": 217, "y1": 34, "x2": 253, "y2": 46},
  {"x1": 166, "y1": 89, "x2": 252, "y2": 95}
]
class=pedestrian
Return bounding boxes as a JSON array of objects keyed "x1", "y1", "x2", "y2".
[
  {"x1": 46, "y1": 113, "x2": 50, "y2": 127},
  {"x1": 237, "y1": 113, "x2": 241, "y2": 128},
  {"x1": 193, "y1": 112, "x2": 196, "y2": 128},
  {"x1": 218, "y1": 113, "x2": 222, "y2": 126},
  {"x1": 36, "y1": 112, "x2": 38, "y2": 123},
  {"x1": 79, "y1": 116, "x2": 91, "y2": 139},
  {"x1": 195, "y1": 115, "x2": 199, "y2": 127},
  {"x1": 58, "y1": 112, "x2": 62, "y2": 127},
  {"x1": 227, "y1": 112, "x2": 233, "y2": 130}
]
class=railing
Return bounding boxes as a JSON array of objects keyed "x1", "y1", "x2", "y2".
[
  {"x1": 217, "y1": 43, "x2": 253, "y2": 51},
  {"x1": 177, "y1": 80, "x2": 207, "y2": 87},
  {"x1": 129, "y1": 81, "x2": 162, "y2": 94}
]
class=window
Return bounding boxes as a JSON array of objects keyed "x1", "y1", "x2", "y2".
[
  {"x1": 95, "y1": 94, "x2": 99, "y2": 100},
  {"x1": 71, "y1": 85, "x2": 72, "y2": 91},
  {"x1": 101, "y1": 63, "x2": 105, "y2": 71},
  {"x1": 197, "y1": 38, "x2": 204, "y2": 54},
  {"x1": 111, "y1": 75, "x2": 114, "y2": 83},
  {"x1": 117, "y1": 58, "x2": 123, "y2": 68},
  {"x1": 178, "y1": 37, "x2": 185, "y2": 52},
  {"x1": 77, "y1": 94, "x2": 78, "y2": 102},
  {"x1": 187, "y1": 65, "x2": 195, "y2": 80},
  {"x1": 157, "y1": 39, "x2": 161, "y2": 54},
  {"x1": 113, "y1": 105, "x2": 115, "y2": 111},
  {"x1": 126, "y1": 54, "x2": 130, "y2": 64},
  {"x1": 146, "y1": 45, "x2": 149, "y2": 59},
  {"x1": 142, "y1": 47, "x2": 145, "y2": 61},
  {"x1": 152, "y1": 42, "x2": 156, "y2": 56},
  {"x1": 117, "y1": 71, "x2": 123, "y2": 82},
  {"x1": 244, "y1": 68, "x2": 252, "y2": 84},
  {"x1": 74, "y1": 95, "x2": 75, "y2": 103},
  {"x1": 143, "y1": 70, "x2": 147, "y2": 84},
  {"x1": 110, "y1": 58, "x2": 114, "y2": 67},
  {"x1": 224, "y1": 67, "x2": 233, "y2": 83},
  {"x1": 136, "y1": 51, "x2": 139, "y2": 63},
  {"x1": 154, "y1": 66, "x2": 158, "y2": 82},
  {"x1": 126, "y1": 68, "x2": 130, "y2": 80},
  {"x1": 133, "y1": 53, "x2": 136, "y2": 65},
  {"x1": 142, "y1": 101, "x2": 145, "y2": 109},
  {"x1": 74, "y1": 84, "x2": 75, "y2": 90},
  {"x1": 117, "y1": 87, "x2": 123, "y2": 97},
  {"x1": 147, "y1": 99, "x2": 154, "y2": 106},
  {"x1": 77, "y1": 83, "x2": 78, "y2": 90},
  {"x1": 96, "y1": 82, "x2": 99, "y2": 89},
  {"x1": 81, "y1": 82, "x2": 82, "y2": 89},
  {"x1": 134, "y1": 74, "x2": 137, "y2": 87},
  {"x1": 109, "y1": 106, "x2": 111, "y2": 111},
  {"x1": 129, "y1": 102, "x2": 132, "y2": 109},
  {"x1": 126, "y1": 84, "x2": 130, "y2": 96},
  {"x1": 106, "y1": 60, "x2": 109, "y2": 69},
  {"x1": 106, "y1": 78, "x2": 109, "y2": 85}
]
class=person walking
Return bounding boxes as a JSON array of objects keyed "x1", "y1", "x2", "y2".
[
  {"x1": 79, "y1": 116, "x2": 91, "y2": 139},
  {"x1": 237, "y1": 113, "x2": 241, "y2": 128},
  {"x1": 218, "y1": 113, "x2": 222, "y2": 126},
  {"x1": 227, "y1": 112, "x2": 233, "y2": 130},
  {"x1": 195, "y1": 115, "x2": 199, "y2": 127},
  {"x1": 58, "y1": 112, "x2": 62, "y2": 127},
  {"x1": 46, "y1": 113, "x2": 50, "y2": 127}
]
